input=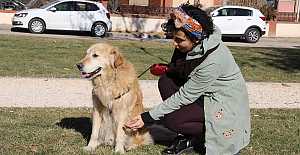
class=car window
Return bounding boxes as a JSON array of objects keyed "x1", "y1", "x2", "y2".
[
  {"x1": 217, "y1": 9, "x2": 227, "y2": 16},
  {"x1": 235, "y1": 9, "x2": 252, "y2": 16},
  {"x1": 75, "y1": 2, "x2": 85, "y2": 11},
  {"x1": 226, "y1": 8, "x2": 236, "y2": 16},
  {"x1": 217, "y1": 8, "x2": 252, "y2": 16},
  {"x1": 40, "y1": 0, "x2": 60, "y2": 9},
  {"x1": 74, "y1": 2, "x2": 99, "y2": 11},
  {"x1": 54, "y1": 1, "x2": 74, "y2": 11},
  {"x1": 86, "y1": 3, "x2": 99, "y2": 11},
  {"x1": 217, "y1": 8, "x2": 235, "y2": 16}
]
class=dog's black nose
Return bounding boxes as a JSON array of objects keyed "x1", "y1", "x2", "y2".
[{"x1": 76, "y1": 63, "x2": 83, "y2": 70}]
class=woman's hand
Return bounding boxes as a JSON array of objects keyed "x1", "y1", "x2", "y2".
[
  {"x1": 125, "y1": 115, "x2": 145, "y2": 130},
  {"x1": 150, "y1": 63, "x2": 169, "y2": 76}
]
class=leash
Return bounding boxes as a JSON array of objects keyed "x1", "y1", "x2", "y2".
[
  {"x1": 137, "y1": 47, "x2": 169, "y2": 79},
  {"x1": 137, "y1": 65, "x2": 152, "y2": 78},
  {"x1": 137, "y1": 44, "x2": 220, "y2": 79}
]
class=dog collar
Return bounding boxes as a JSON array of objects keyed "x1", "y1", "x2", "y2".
[{"x1": 114, "y1": 87, "x2": 130, "y2": 100}]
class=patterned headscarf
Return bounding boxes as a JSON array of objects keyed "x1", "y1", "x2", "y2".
[{"x1": 170, "y1": 6, "x2": 204, "y2": 40}]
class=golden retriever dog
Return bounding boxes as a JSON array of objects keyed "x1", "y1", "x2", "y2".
[{"x1": 76, "y1": 43, "x2": 153, "y2": 153}]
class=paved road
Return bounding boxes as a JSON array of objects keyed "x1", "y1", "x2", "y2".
[{"x1": 1, "y1": 24, "x2": 300, "y2": 49}]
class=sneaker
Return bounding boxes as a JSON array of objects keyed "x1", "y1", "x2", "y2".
[{"x1": 162, "y1": 134, "x2": 194, "y2": 155}]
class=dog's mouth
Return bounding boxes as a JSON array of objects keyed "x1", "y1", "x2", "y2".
[{"x1": 80, "y1": 67, "x2": 102, "y2": 79}]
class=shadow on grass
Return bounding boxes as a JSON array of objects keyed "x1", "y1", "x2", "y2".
[
  {"x1": 55, "y1": 117, "x2": 205, "y2": 154},
  {"x1": 292, "y1": 46, "x2": 300, "y2": 49},
  {"x1": 232, "y1": 46, "x2": 300, "y2": 73},
  {"x1": 55, "y1": 117, "x2": 177, "y2": 146},
  {"x1": 11, "y1": 27, "x2": 92, "y2": 37},
  {"x1": 222, "y1": 37, "x2": 244, "y2": 42},
  {"x1": 255, "y1": 47, "x2": 300, "y2": 72},
  {"x1": 55, "y1": 117, "x2": 92, "y2": 144}
]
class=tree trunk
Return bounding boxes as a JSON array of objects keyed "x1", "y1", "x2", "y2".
[{"x1": 108, "y1": 0, "x2": 119, "y2": 12}]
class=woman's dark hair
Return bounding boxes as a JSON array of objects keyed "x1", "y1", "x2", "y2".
[{"x1": 162, "y1": 4, "x2": 214, "y2": 40}]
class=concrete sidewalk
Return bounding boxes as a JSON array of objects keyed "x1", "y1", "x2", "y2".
[{"x1": 1, "y1": 77, "x2": 299, "y2": 109}]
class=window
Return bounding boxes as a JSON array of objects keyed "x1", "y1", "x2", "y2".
[
  {"x1": 74, "y1": 2, "x2": 99, "y2": 11},
  {"x1": 75, "y1": 2, "x2": 85, "y2": 11},
  {"x1": 217, "y1": 8, "x2": 235, "y2": 16},
  {"x1": 54, "y1": 1, "x2": 74, "y2": 11},
  {"x1": 217, "y1": 8, "x2": 252, "y2": 16},
  {"x1": 217, "y1": 9, "x2": 227, "y2": 16},
  {"x1": 86, "y1": 3, "x2": 99, "y2": 11},
  {"x1": 235, "y1": 9, "x2": 252, "y2": 16},
  {"x1": 226, "y1": 8, "x2": 236, "y2": 16}
]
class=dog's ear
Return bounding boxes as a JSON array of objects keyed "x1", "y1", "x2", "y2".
[{"x1": 111, "y1": 48, "x2": 124, "y2": 68}]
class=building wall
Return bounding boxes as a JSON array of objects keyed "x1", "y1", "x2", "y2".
[
  {"x1": 129, "y1": 0, "x2": 149, "y2": 6},
  {"x1": 119, "y1": 0, "x2": 129, "y2": 5},
  {"x1": 122, "y1": 0, "x2": 173, "y2": 7},
  {"x1": 213, "y1": 0, "x2": 223, "y2": 6},
  {"x1": 200, "y1": 0, "x2": 215, "y2": 7},
  {"x1": 119, "y1": 0, "x2": 217, "y2": 8},
  {"x1": 166, "y1": 0, "x2": 173, "y2": 7},
  {"x1": 172, "y1": 0, "x2": 188, "y2": 7},
  {"x1": 278, "y1": 0, "x2": 296, "y2": 12}
]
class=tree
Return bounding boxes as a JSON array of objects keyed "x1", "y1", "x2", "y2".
[
  {"x1": 226, "y1": 0, "x2": 277, "y2": 20},
  {"x1": 108, "y1": 0, "x2": 119, "y2": 12}
]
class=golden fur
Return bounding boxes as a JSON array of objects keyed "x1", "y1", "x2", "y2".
[{"x1": 77, "y1": 43, "x2": 153, "y2": 153}]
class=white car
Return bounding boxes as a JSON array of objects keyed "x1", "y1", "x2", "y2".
[
  {"x1": 211, "y1": 6, "x2": 266, "y2": 43},
  {"x1": 12, "y1": 0, "x2": 112, "y2": 37}
]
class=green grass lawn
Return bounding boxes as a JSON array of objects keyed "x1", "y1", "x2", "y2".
[
  {"x1": 1, "y1": 34, "x2": 300, "y2": 82},
  {"x1": 0, "y1": 108, "x2": 299, "y2": 155}
]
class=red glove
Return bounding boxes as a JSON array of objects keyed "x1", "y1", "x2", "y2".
[{"x1": 150, "y1": 63, "x2": 169, "y2": 76}]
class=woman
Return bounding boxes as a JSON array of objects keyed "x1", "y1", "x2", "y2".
[{"x1": 125, "y1": 4, "x2": 250, "y2": 155}]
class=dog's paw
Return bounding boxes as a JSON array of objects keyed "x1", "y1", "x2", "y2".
[
  {"x1": 114, "y1": 147, "x2": 125, "y2": 154},
  {"x1": 82, "y1": 146, "x2": 96, "y2": 152},
  {"x1": 122, "y1": 126, "x2": 137, "y2": 136},
  {"x1": 125, "y1": 144, "x2": 138, "y2": 151}
]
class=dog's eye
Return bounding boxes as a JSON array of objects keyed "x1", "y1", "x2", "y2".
[{"x1": 92, "y1": 54, "x2": 98, "y2": 57}]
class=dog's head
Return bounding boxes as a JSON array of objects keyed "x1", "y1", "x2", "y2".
[{"x1": 76, "y1": 43, "x2": 124, "y2": 80}]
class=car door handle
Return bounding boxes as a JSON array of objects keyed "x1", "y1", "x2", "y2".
[
  {"x1": 227, "y1": 19, "x2": 232, "y2": 20},
  {"x1": 247, "y1": 19, "x2": 252, "y2": 20}
]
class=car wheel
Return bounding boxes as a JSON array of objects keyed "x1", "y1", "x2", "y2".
[
  {"x1": 244, "y1": 28, "x2": 260, "y2": 43},
  {"x1": 28, "y1": 18, "x2": 45, "y2": 34},
  {"x1": 92, "y1": 22, "x2": 107, "y2": 37}
]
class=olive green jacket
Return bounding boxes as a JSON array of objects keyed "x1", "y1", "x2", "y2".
[{"x1": 149, "y1": 28, "x2": 251, "y2": 155}]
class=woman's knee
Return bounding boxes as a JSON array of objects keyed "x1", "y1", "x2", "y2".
[
  {"x1": 163, "y1": 120, "x2": 204, "y2": 137},
  {"x1": 158, "y1": 75, "x2": 179, "y2": 100}
]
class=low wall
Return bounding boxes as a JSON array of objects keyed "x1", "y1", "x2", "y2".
[
  {"x1": 1, "y1": 12, "x2": 300, "y2": 37},
  {"x1": 275, "y1": 23, "x2": 300, "y2": 37},
  {"x1": 0, "y1": 12, "x2": 14, "y2": 25},
  {"x1": 111, "y1": 16, "x2": 165, "y2": 33}
]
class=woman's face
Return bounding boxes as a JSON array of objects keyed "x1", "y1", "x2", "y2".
[{"x1": 173, "y1": 30, "x2": 194, "y2": 53}]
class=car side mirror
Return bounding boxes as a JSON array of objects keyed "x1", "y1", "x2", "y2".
[{"x1": 49, "y1": 7, "x2": 56, "y2": 12}]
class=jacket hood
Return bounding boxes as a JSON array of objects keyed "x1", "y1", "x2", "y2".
[
  {"x1": 202, "y1": 26, "x2": 222, "y2": 52},
  {"x1": 186, "y1": 26, "x2": 222, "y2": 60}
]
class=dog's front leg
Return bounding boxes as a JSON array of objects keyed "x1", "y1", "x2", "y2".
[
  {"x1": 113, "y1": 113, "x2": 128, "y2": 154},
  {"x1": 83, "y1": 106, "x2": 102, "y2": 152}
]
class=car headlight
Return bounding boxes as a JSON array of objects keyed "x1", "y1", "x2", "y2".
[{"x1": 15, "y1": 13, "x2": 28, "y2": 17}]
